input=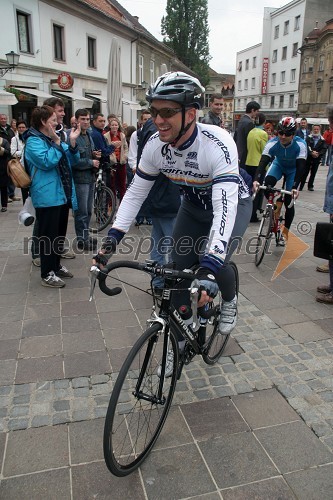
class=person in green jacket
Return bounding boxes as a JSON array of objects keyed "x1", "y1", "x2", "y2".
[{"x1": 245, "y1": 112, "x2": 268, "y2": 221}]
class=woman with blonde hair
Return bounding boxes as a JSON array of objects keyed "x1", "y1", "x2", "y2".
[{"x1": 104, "y1": 117, "x2": 128, "y2": 201}]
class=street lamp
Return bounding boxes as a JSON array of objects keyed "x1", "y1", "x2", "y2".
[{"x1": 0, "y1": 51, "x2": 20, "y2": 78}]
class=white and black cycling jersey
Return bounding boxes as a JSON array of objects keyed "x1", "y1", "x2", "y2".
[{"x1": 110, "y1": 123, "x2": 241, "y2": 268}]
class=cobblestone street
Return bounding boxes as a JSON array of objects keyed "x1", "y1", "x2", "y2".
[{"x1": 0, "y1": 168, "x2": 332, "y2": 499}]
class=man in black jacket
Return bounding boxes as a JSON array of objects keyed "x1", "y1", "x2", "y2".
[
  {"x1": 300, "y1": 124, "x2": 327, "y2": 191},
  {"x1": 201, "y1": 94, "x2": 224, "y2": 127},
  {"x1": 234, "y1": 101, "x2": 260, "y2": 168},
  {"x1": 0, "y1": 113, "x2": 20, "y2": 202}
]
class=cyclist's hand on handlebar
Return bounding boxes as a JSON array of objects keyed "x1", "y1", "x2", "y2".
[
  {"x1": 92, "y1": 238, "x2": 117, "y2": 268},
  {"x1": 194, "y1": 268, "x2": 219, "y2": 307},
  {"x1": 292, "y1": 188, "x2": 299, "y2": 200},
  {"x1": 253, "y1": 181, "x2": 260, "y2": 192}
]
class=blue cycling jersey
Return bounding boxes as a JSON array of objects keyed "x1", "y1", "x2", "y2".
[{"x1": 263, "y1": 135, "x2": 307, "y2": 170}]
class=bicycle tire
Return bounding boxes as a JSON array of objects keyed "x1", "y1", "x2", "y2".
[
  {"x1": 255, "y1": 205, "x2": 273, "y2": 267},
  {"x1": 90, "y1": 185, "x2": 116, "y2": 232},
  {"x1": 202, "y1": 261, "x2": 239, "y2": 364},
  {"x1": 104, "y1": 323, "x2": 179, "y2": 476}
]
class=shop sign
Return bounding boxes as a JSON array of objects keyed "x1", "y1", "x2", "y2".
[
  {"x1": 261, "y1": 58, "x2": 269, "y2": 95},
  {"x1": 57, "y1": 72, "x2": 74, "y2": 90}
]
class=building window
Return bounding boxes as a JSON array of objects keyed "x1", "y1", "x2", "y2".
[
  {"x1": 238, "y1": 80, "x2": 242, "y2": 91},
  {"x1": 279, "y1": 95, "x2": 284, "y2": 107},
  {"x1": 87, "y1": 37, "x2": 96, "y2": 69},
  {"x1": 204, "y1": 93, "x2": 212, "y2": 108},
  {"x1": 53, "y1": 24, "x2": 65, "y2": 61},
  {"x1": 237, "y1": 98, "x2": 241, "y2": 107},
  {"x1": 274, "y1": 25, "x2": 279, "y2": 39},
  {"x1": 284, "y1": 20, "x2": 289, "y2": 35},
  {"x1": 272, "y1": 49, "x2": 277, "y2": 63},
  {"x1": 309, "y1": 57, "x2": 314, "y2": 72},
  {"x1": 252, "y1": 56, "x2": 256, "y2": 68},
  {"x1": 292, "y1": 43, "x2": 298, "y2": 57},
  {"x1": 245, "y1": 59, "x2": 249, "y2": 70},
  {"x1": 244, "y1": 79, "x2": 248, "y2": 90},
  {"x1": 17, "y1": 10, "x2": 33, "y2": 54},
  {"x1": 251, "y1": 77, "x2": 255, "y2": 89},
  {"x1": 319, "y1": 55, "x2": 325, "y2": 71},
  {"x1": 282, "y1": 46, "x2": 287, "y2": 60},
  {"x1": 150, "y1": 59, "x2": 155, "y2": 84},
  {"x1": 139, "y1": 54, "x2": 144, "y2": 84},
  {"x1": 317, "y1": 86, "x2": 322, "y2": 102},
  {"x1": 271, "y1": 95, "x2": 275, "y2": 108},
  {"x1": 280, "y1": 71, "x2": 286, "y2": 84},
  {"x1": 238, "y1": 61, "x2": 242, "y2": 71},
  {"x1": 294, "y1": 15, "x2": 300, "y2": 31},
  {"x1": 290, "y1": 69, "x2": 296, "y2": 82},
  {"x1": 272, "y1": 73, "x2": 276, "y2": 85},
  {"x1": 289, "y1": 94, "x2": 294, "y2": 107}
]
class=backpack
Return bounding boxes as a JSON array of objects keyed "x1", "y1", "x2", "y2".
[{"x1": 136, "y1": 118, "x2": 158, "y2": 166}]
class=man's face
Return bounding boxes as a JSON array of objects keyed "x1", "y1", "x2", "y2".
[
  {"x1": 300, "y1": 119, "x2": 307, "y2": 129},
  {"x1": 0, "y1": 115, "x2": 8, "y2": 127},
  {"x1": 210, "y1": 98, "x2": 223, "y2": 116},
  {"x1": 312, "y1": 125, "x2": 320, "y2": 136},
  {"x1": 17, "y1": 123, "x2": 27, "y2": 134},
  {"x1": 93, "y1": 115, "x2": 106, "y2": 130},
  {"x1": 141, "y1": 112, "x2": 151, "y2": 125},
  {"x1": 77, "y1": 114, "x2": 90, "y2": 131},
  {"x1": 53, "y1": 105, "x2": 65, "y2": 125},
  {"x1": 250, "y1": 109, "x2": 259, "y2": 120},
  {"x1": 278, "y1": 131, "x2": 294, "y2": 146},
  {"x1": 151, "y1": 99, "x2": 195, "y2": 144}
]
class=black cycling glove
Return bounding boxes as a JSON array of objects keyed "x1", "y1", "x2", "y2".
[
  {"x1": 195, "y1": 267, "x2": 219, "y2": 298},
  {"x1": 93, "y1": 237, "x2": 117, "y2": 266}
]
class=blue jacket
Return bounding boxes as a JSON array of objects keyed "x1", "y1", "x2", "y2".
[
  {"x1": 24, "y1": 128, "x2": 79, "y2": 209},
  {"x1": 324, "y1": 161, "x2": 333, "y2": 215},
  {"x1": 90, "y1": 126, "x2": 114, "y2": 165}
]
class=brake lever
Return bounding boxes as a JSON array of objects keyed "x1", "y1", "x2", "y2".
[
  {"x1": 89, "y1": 265, "x2": 100, "y2": 301},
  {"x1": 190, "y1": 279, "x2": 201, "y2": 332}
]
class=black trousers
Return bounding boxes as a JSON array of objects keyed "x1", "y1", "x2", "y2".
[
  {"x1": 31, "y1": 204, "x2": 69, "y2": 259},
  {"x1": 35, "y1": 204, "x2": 67, "y2": 278},
  {"x1": 300, "y1": 160, "x2": 321, "y2": 190}
]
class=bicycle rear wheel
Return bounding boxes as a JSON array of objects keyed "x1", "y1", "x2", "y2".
[
  {"x1": 255, "y1": 205, "x2": 273, "y2": 267},
  {"x1": 90, "y1": 184, "x2": 116, "y2": 232},
  {"x1": 104, "y1": 323, "x2": 178, "y2": 476},
  {"x1": 202, "y1": 261, "x2": 239, "y2": 364}
]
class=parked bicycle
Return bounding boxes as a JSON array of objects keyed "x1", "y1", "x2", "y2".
[
  {"x1": 90, "y1": 259, "x2": 238, "y2": 476},
  {"x1": 254, "y1": 185, "x2": 295, "y2": 267},
  {"x1": 89, "y1": 165, "x2": 117, "y2": 233}
]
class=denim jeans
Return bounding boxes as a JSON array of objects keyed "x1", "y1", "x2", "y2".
[
  {"x1": 74, "y1": 182, "x2": 94, "y2": 242},
  {"x1": 151, "y1": 217, "x2": 176, "y2": 288}
]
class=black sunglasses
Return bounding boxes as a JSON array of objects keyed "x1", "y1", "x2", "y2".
[
  {"x1": 148, "y1": 107, "x2": 183, "y2": 119},
  {"x1": 278, "y1": 130, "x2": 294, "y2": 137}
]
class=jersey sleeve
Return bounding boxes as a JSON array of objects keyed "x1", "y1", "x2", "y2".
[{"x1": 200, "y1": 132, "x2": 240, "y2": 273}]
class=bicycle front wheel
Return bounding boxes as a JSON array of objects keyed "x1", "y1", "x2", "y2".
[
  {"x1": 90, "y1": 185, "x2": 116, "y2": 232},
  {"x1": 104, "y1": 323, "x2": 179, "y2": 477},
  {"x1": 255, "y1": 205, "x2": 273, "y2": 267},
  {"x1": 202, "y1": 261, "x2": 239, "y2": 364}
]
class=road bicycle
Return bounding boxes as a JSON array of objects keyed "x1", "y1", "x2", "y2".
[
  {"x1": 90, "y1": 259, "x2": 238, "y2": 476},
  {"x1": 254, "y1": 185, "x2": 295, "y2": 267},
  {"x1": 89, "y1": 165, "x2": 117, "y2": 233}
]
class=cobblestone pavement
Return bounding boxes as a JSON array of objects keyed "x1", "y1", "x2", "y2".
[{"x1": 0, "y1": 168, "x2": 333, "y2": 498}]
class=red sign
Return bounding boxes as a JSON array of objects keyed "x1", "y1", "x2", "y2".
[
  {"x1": 261, "y1": 58, "x2": 269, "y2": 95},
  {"x1": 57, "y1": 72, "x2": 74, "y2": 90}
]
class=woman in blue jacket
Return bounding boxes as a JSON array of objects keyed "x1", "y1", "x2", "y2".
[{"x1": 24, "y1": 105, "x2": 80, "y2": 288}]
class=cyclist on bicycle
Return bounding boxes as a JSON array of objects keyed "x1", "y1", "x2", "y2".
[
  {"x1": 253, "y1": 117, "x2": 307, "y2": 240},
  {"x1": 94, "y1": 72, "x2": 251, "y2": 350}
]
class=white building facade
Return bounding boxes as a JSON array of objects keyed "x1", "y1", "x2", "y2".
[{"x1": 234, "y1": 0, "x2": 333, "y2": 126}]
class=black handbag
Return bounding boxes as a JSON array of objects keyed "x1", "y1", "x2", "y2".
[{"x1": 313, "y1": 222, "x2": 333, "y2": 260}]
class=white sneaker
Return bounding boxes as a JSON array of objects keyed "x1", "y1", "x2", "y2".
[
  {"x1": 219, "y1": 296, "x2": 237, "y2": 334},
  {"x1": 41, "y1": 271, "x2": 65, "y2": 288},
  {"x1": 157, "y1": 349, "x2": 174, "y2": 378}
]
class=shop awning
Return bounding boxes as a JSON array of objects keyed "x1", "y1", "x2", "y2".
[
  {"x1": 85, "y1": 94, "x2": 107, "y2": 103},
  {"x1": 122, "y1": 99, "x2": 142, "y2": 111},
  {"x1": 0, "y1": 89, "x2": 17, "y2": 106},
  {"x1": 13, "y1": 87, "x2": 54, "y2": 105},
  {"x1": 53, "y1": 91, "x2": 93, "y2": 108}
]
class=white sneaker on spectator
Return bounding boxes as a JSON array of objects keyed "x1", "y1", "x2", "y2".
[{"x1": 41, "y1": 271, "x2": 65, "y2": 288}]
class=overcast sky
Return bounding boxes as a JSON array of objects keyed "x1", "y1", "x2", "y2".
[{"x1": 119, "y1": 0, "x2": 287, "y2": 74}]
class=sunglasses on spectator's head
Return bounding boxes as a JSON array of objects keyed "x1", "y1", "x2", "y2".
[
  {"x1": 148, "y1": 107, "x2": 183, "y2": 119},
  {"x1": 278, "y1": 130, "x2": 293, "y2": 137}
]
